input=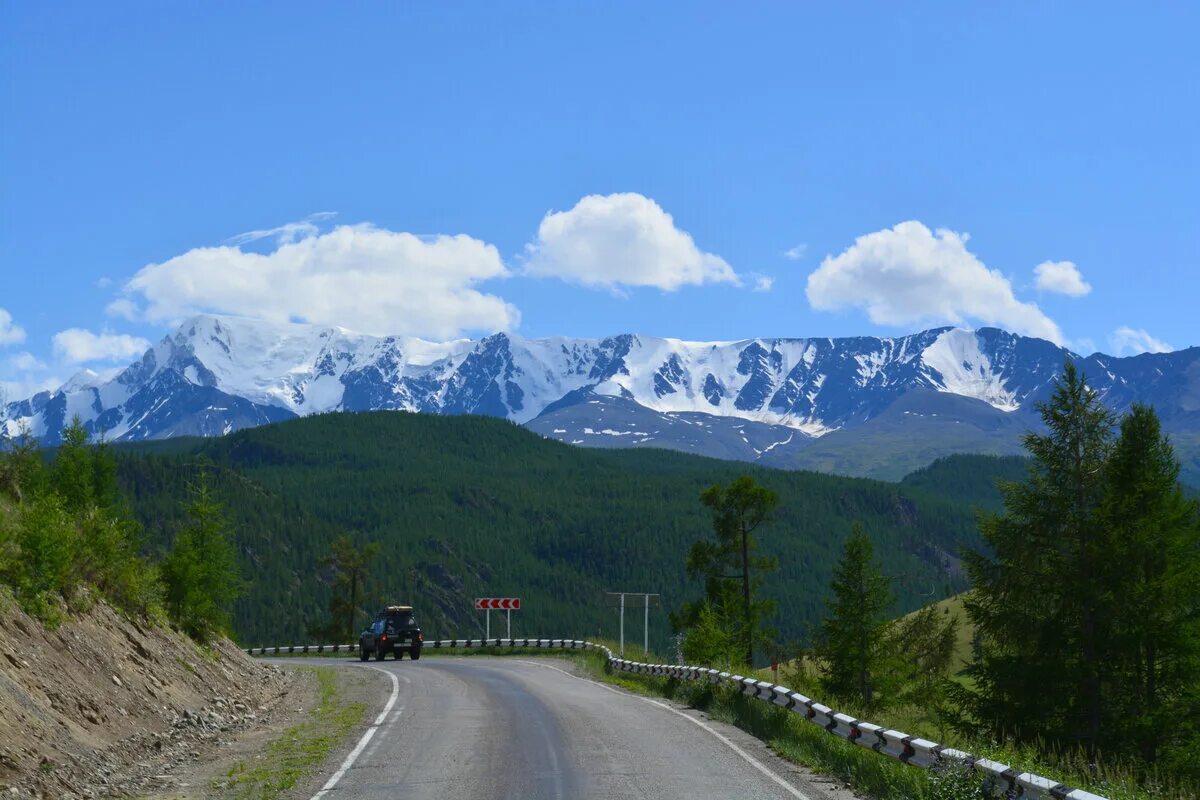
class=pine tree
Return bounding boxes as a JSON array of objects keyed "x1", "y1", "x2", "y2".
[
  {"x1": 685, "y1": 476, "x2": 780, "y2": 666},
  {"x1": 817, "y1": 524, "x2": 895, "y2": 711},
  {"x1": 1099, "y1": 404, "x2": 1200, "y2": 765},
  {"x1": 318, "y1": 535, "x2": 379, "y2": 641},
  {"x1": 162, "y1": 469, "x2": 243, "y2": 640},
  {"x1": 52, "y1": 417, "x2": 94, "y2": 513},
  {"x1": 960, "y1": 361, "x2": 1115, "y2": 754},
  {"x1": 892, "y1": 602, "x2": 959, "y2": 711}
]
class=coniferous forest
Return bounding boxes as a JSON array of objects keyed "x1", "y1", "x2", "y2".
[{"x1": 114, "y1": 411, "x2": 993, "y2": 650}]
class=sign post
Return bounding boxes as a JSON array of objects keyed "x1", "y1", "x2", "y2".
[{"x1": 474, "y1": 598, "x2": 521, "y2": 640}]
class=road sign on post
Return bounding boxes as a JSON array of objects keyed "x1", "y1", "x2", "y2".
[{"x1": 475, "y1": 598, "x2": 521, "y2": 639}]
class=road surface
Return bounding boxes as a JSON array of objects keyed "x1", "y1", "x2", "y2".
[{"x1": 281, "y1": 655, "x2": 856, "y2": 800}]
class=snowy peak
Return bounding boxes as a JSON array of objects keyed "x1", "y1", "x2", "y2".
[{"x1": 3, "y1": 316, "x2": 1196, "y2": 474}]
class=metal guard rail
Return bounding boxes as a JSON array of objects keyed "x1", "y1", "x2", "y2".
[{"x1": 246, "y1": 638, "x2": 1106, "y2": 800}]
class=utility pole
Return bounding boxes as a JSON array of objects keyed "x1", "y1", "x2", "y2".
[
  {"x1": 605, "y1": 592, "x2": 660, "y2": 657},
  {"x1": 644, "y1": 593, "x2": 650, "y2": 655}
]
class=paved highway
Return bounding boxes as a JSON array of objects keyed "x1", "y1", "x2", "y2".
[{"x1": 285, "y1": 655, "x2": 856, "y2": 800}]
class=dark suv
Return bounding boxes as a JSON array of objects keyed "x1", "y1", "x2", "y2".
[{"x1": 359, "y1": 605, "x2": 423, "y2": 661}]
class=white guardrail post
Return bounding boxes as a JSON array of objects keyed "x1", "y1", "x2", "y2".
[{"x1": 246, "y1": 638, "x2": 1109, "y2": 800}]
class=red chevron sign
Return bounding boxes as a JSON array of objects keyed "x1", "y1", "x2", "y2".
[{"x1": 475, "y1": 597, "x2": 520, "y2": 610}]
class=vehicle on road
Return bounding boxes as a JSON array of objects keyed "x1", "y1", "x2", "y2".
[{"x1": 360, "y1": 605, "x2": 423, "y2": 661}]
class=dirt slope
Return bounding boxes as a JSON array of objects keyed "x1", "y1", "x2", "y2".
[{"x1": 0, "y1": 591, "x2": 288, "y2": 798}]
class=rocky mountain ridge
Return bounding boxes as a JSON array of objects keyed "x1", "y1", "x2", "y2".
[{"x1": 3, "y1": 315, "x2": 1197, "y2": 482}]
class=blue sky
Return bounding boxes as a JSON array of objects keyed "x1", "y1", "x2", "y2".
[{"x1": 2, "y1": 2, "x2": 1197, "y2": 397}]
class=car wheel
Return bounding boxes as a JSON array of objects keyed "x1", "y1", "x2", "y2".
[
  {"x1": 359, "y1": 646, "x2": 368, "y2": 662},
  {"x1": 410, "y1": 646, "x2": 421, "y2": 661}
]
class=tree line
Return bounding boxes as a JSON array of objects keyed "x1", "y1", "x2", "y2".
[
  {"x1": 676, "y1": 362, "x2": 1199, "y2": 787},
  {"x1": 0, "y1": 418, "x2": 243, "y2": 642}
]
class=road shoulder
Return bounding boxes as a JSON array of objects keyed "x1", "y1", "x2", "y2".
[{"x1": 139, "y1": 660, "x2": 387, "y2": 800}]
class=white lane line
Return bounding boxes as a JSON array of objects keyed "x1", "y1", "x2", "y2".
[
  {"x1": 513, "y1": 660, "x2": 813, "y2": 800},
  {"x1": 310, "y1": 665, "x2": 401, "y2": 800}
]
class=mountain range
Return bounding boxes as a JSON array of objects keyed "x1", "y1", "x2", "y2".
[{"x1": 3, "y1": 314, "x2": 1197, "y2": 484}]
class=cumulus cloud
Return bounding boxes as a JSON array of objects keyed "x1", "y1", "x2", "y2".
[
  {"x1": 1, "y1": 376, "x2": 62, "y2": 403},
  {"x1": 805, "y1": 221, "x2": 1065, "y2": 344},
  {"x1": 1109, "y1": 326, "x2": 1172, "y2": 356},
  {"x1": 524, "y1": 193, "x2": 739, "y2": 292},
  {"x1": 751, "y1": 274, "x2": 775, "y2": 292},
  {"x1": 0, "y1": 352, "x2": 57, "y2": 403},
  {"x1": 0, "y1": 308, "x2": 26, "y2": 346},
  {"x1": 52, "y1": 329, "x2": 151, "y2": 364},
  {"x1": 105, "y1": 298, "x2": 140, "y2": 321},
  {"x1": 783, "y1": 244, "x2": 808, "y2": 261},
  {"x1": 8, "y1": 352, "x2": 46, "y2": 372},
  {"x1": 1034, "y1": 260, "x2": 1091, "y2": 297},
  {"x1": 119, "y1": 222, "x2": 518, "y2": 339}
]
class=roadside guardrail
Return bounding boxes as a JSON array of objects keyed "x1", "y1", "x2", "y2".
[{"x1": 247, "y1": 637, "x2": 1106, "y2": 800}]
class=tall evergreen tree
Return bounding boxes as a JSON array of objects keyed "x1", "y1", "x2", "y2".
[
  {"x1": 817, "y1": 524, "x2": 895, "y2": 711},
  {"x1": 162, "y1": 470, "x2": 243, "y2": 640},
  {"x1": 686, "y1": 476, "x2": 779, "y2": 665},
  {"x1": 960, "y1": 361, "x2": 1115, "y2": 754},
  {"x1": 1099, "y1": 404, "x2": 1200, "y2": 765},
  {"x1": 52, "y1": 417, "x2": 95, "y2": 513},
  {"x1": 319, "y1": 535, "x2": 379, "y2": 641}
]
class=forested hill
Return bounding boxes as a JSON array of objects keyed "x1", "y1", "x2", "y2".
[
  {"x1": 116, "y1": 412, "x2": 994, "y2": 651},
  {"x1": 899, "y1": 454, "x2": 1030, "y2": 513}
]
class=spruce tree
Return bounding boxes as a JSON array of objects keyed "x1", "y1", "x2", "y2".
[
  {"x1": 960, "y1": 361, "x2": 1115, "y2": 754},
  {"x1": 817, "y1": 524, "x2": 895, "y2": 711},
  {"x1": 162, "y1": 470, "x2": 243, "y2": 640},
  {"x1": 1099, "y1": 403, "x2": 1200, "y2": 765}
]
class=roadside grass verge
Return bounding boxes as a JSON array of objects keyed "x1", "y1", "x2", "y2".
[{"x1": 214, "y1": 667, "x2": 367, "y2": 800}]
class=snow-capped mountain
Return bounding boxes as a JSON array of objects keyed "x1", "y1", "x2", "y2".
[{"x1": 3, "y1": 315, "x2": 1198, "y2": 483}]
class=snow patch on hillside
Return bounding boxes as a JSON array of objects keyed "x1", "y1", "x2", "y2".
[{"x1": 921, "y1": 329, "x2": 1019, "y2": 411}]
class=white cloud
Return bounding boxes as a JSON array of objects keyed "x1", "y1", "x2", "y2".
[
  {"x1": 1071, "y1": 338, "x2": 1098, "y2": 356},
  {"x1": 95, "y1": 276, "x2": 113, "y2": 289},
  {"x1": 805, "y1": 221, "x2": 1065, "y2": 344},
  {"x1": 121, "y1": 222, "x2": 518, "y2": 339},
  {"x1": 751, "y1": 274, "x2": 775, "y2": 292},
  {"x1": 1109, "y1": 326, "x2": 1172, "y2": 356},
  {"x1": 105, "y1": 298, "x2": 140, "y2": 321},
  {"x1": 1034, "y1": 260, "x2": 1091, "y2": 297},
  {"x1": 228, "y1": 211, "x2": 339, "y2": 246},
  {"x1": 8, "y1": 352, "x2": 46, "y2": 372},
  {"x1": 783, "y1": 244, "x2": 808, "y2": 261},
  {"x1": 524, "y1": 193, "x2": 740, "y2": 292},
  {"x1": 0, "y1": 308, "x2": 26, "y2": 346},
  {"x1": 52, "y1": 329, "x2": 151, "y2": 364},
  {"x1": 1, "y1": 376, "x2": 62, "y2": 403}
]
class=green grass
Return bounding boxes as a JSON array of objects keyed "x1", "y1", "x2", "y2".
[{"x1": 214, "y1": 667, "x2": 367, "y2": 800}]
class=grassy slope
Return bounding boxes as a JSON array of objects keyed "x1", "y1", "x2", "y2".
[{"x1": 116, "y1": 411, "x2": 995, "y2": 652}]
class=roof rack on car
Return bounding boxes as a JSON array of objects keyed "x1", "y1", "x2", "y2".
[{"x1": 384, "y1": 605, "x2": 413, "y2": 614}]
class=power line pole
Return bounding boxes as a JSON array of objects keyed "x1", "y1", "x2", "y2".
[{"x1": 605, "y1": 591, "x2": 660, "y2": 657}]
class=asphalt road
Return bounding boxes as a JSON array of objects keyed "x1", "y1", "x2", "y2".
[{"x1": 289, "y1": 655, "x2": 856, "y2": 800}]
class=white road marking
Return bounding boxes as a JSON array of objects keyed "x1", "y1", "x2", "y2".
[
  {"x1": 310, "y1": 665, "x2": 401, "y2": 799},
  {"x1": 513, "y1": 659, "x2": 814, "y2": 800}
]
